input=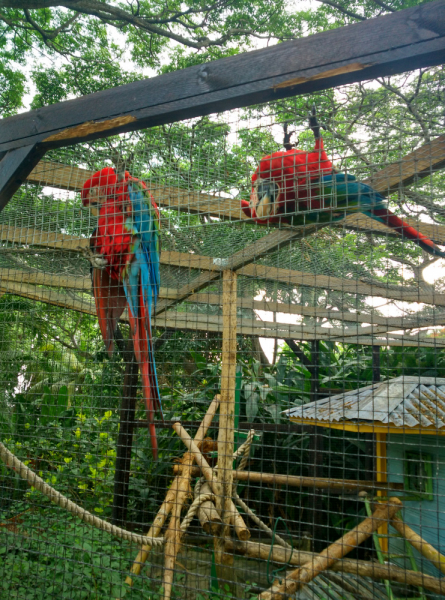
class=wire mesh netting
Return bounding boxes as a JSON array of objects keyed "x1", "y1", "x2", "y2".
[{"x1": 1, "y1": 66, "x2": 445, "y2": 600}]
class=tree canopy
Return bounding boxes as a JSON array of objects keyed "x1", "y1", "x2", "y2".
[{"x1": 0, "y1": 0, "x2": 431, "y2": 115}]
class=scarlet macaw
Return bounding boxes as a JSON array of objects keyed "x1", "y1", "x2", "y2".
[
  {"x1": 81, "y1": 167, "x2": 162, "y2": 459},
  {"x1": 241, "y1": 113, "x2": 445, "y2": 258}
]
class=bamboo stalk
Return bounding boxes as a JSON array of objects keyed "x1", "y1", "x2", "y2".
[
  {"x1": 362, "y1": 493, "x2": 395, "y2": 600},
  {"x1": 162, "y1": 448, "x2": 195, "y2": 600},
  {"x1": 124, "y1": 395, "x2": 220, "y2": 587},
  {"x1": 224, "y1": 539, "x2": 445, "y2": 596},
  {"x1": 197, "y1": 481, "x2": 223, "y2": 536},
  {"x1": 214, "y1": 270, "x2": 237, "y2": 555},
  {"x1": 172, "y1": 423, "x2": 250, "y2": 541},
  {"x1": 259, "y1": 497, "x2": 403, "y2": 600},
  {"x1": 231, "y1": 471, "x2": 403, "y2": 492},
  {"x1": 391, "y1": 514, "x2": 445, "y2": 575},
  {"x1": 172, "y1": 467, "x2": 403, "y2": 492}
]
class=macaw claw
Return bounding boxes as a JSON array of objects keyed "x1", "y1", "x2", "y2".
[{"x1": 308, "y1": 103, "x2": 325, "y2": 139}]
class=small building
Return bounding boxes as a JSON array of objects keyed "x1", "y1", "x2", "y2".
[{"x1": 285, "y1": 376, "x2": 445, "y2": 578}]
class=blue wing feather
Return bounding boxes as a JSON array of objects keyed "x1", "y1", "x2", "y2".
[{"x1": 122, "y1": 183, "x2": 162, "y2": 416}]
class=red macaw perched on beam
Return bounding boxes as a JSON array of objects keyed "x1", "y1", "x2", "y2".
[
  {"x1": 241, "y1": 107, "x2": 445, "y2": 258},
  {"x1": 82, "y1": 166, "x2": 163, "y2": 459}
]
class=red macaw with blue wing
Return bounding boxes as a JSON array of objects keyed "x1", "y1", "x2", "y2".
[
  {"x1": 241, "y1": 108, "x2": 445, "y2": 258},
  {"x1": 82, "y1": 167, "x2": 162, "y2": 459}
]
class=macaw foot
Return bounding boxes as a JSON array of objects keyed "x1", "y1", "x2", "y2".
[
  {"x1": 77, "y1": 246, "x2": 108, "y2": 269},
  {"x1": 308, "y1": 103, "x2": 325, "y2": 140}
]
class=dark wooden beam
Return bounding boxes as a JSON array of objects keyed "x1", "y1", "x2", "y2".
[
  {"x1": 1, "y1": 0, "x2": 444, "y2": 157},
  {"x1": 0, "y1": 145, "x2": 44, "y2": 210}
]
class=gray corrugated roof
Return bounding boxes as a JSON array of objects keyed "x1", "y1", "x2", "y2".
[{"x1": 284, "y1": 376, "x2": 445, "y2": 429}]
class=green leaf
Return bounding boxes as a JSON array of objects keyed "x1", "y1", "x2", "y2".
[{"x1": 245, "y1": 392, "x2": 259, "y2": 421}]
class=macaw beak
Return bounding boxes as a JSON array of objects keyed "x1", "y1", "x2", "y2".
[{"x1": 251, "y1": 179, "x2": 280, "y2": 219}]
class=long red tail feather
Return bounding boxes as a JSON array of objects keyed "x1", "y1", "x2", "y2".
[
  {"x1": 372, "y1": 208, "x2": 445, "y2": 258},
  {"x1": 126, "y1": 284, "x2": 160, "y2": 460}
]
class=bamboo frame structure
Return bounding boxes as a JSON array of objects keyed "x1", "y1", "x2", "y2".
[
  {"x1": 259, "y1": 497, "x2": 403, "y2": 600},
  {"x1": 125, "y1": 395, "x2": 221, "y2": 587},
  {"x1": 214, "y1": 270, "x2": 238, "y2": 576}
]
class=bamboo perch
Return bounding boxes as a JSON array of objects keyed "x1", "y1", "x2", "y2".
[
  {"x1": 173, "y1": 468, "x2": 404, "y2": 493},
  {"x1": 215, "y1": 269, "x2": 238, "y2": 569},
  {"x1": 197, "y1": 481, "x2": 223, "y2": 536},
  {"x1": 391, "y1": 514, "x2": 445, "y2": 575},
  {"x1": 172, "y1": 422, "x2": 250, "y2": 541},
  {"x1": 125, "y1": 394, "x2": 220, "y2": 587},
  {"x1": 162, "y1": 448, "x2": 196, "y2": 600},
  {"x1": 224, "y1": 539, "x2": 445, "y2": 597},
  {"x1": 259, "y1": 497, "x2": 403, "y2": 600}
]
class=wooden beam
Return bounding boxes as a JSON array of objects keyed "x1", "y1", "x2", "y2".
[
  {"x1": 1, "y1": 269, "x2": 444, "y2": 331},
  {"x1": 0, "y1": 221, "x2": 443, "y2": 305},
  {"x1": 154, "y1": 229, "x2": 306, "y2": 315},
  {"x1": 0, "y1": 268, "x2": 90, "y2": 290},
  {"x1": 364, "y1": 134, "x2": 445, "y2": 194},
  {"x1": 1, "y1": 1, "x2": 445, "y2": 156},
  {"x1": 239, "y1": 263, "x2": 445, "y2": 306},
  {"x1": 183, "y1": 294, "x2": 445, "y2": 329},
  {"x1": 0, "y1": 145, "x2": 44, "y2": 210},
  {"x1": 0, "y1": 279, "x2": 443, "y2": 346},
  {"x1": 0, "y1": 279, "x2": 96, "y2": 313}
]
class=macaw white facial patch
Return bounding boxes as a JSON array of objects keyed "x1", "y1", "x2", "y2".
[{"x1": 251, "y1": 179, "x2": 281, "y2": 218}]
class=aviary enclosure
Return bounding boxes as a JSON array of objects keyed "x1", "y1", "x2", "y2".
[{"x1": 1, "y1": 2, "x2": 445, "y2": 599}]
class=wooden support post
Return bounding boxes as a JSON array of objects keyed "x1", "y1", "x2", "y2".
[
  {"x1": 376, "y1": 432, "x2": 389, "y2": 554},
  {"x1": 125, "y1": 395, "x2": 220, "y2": 587},
  {"x1": 112, "y1": 341, "x2": 139, "y2": 525},
  {"x1": 308, "y1": 340, "x2": 324, "y2": 552},
  {"x1": 259, "y1": 497, "x2": 402, "y2": 600},
  {"x1": 0, "y1": 144, "x2": 44, "y2": 209},
  {"x1": 214, "y1": 270, "x2": 237, "y2": 572}
]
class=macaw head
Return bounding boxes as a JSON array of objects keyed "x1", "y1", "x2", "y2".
[
  {"x1": 241, "y1": 144, "x2": 333, "y2": 223},
  {"x1": 81, "y1": 167, "x2": 130, "y2": 214}
]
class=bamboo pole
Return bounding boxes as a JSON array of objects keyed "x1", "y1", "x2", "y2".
[
  {"x1": 162, "y1": 449, "x2": 196, "y2": 600},
  {"x1": 231, "y1": 470, "x2": 403, "y2": 493},
  {"x1": 215, "y1": 270, "x2": 237, "y2": 569},
  {"x1": 391, "y1": 514, "x2": 445, "y2": 575},
  {"x1": 172, "y1": 466, "x2": 403, "y2": 492},
  {"x1": 259, "y1": 497, "x2": 402, "y2": 600},
  {"x1": 172, "y1": 423, "x2": 250, "y2": 541},
  {"x1": 125, "y1": 395, "x2": 220, "y2": 587},
  {"x1": 224, "y1": 539, "x2": 445, "y2": 596},
  {"x1": 197, "y1": 480, "x2": 223, "y2": 536}
]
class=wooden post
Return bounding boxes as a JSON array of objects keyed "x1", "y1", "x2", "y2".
[
  {"x1": 308, "y1": 340, "x2": 324, "y2": 552},
  {"x1": 215, "y1": 270, "x2": 237, "y2": 574},
  {"x1": 376, "y1": 432, "x2": 389, "y2": 554},
  {"x1": 112, "y1": 340, "x2": 139, "y2": 525}
]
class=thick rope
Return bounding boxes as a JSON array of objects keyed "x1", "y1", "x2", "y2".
[
  {"x1": 1, "y1": 428, "x2": 289, "y2": 550},
  {"x1": 0, "y1": 442, "x2": 164, "y2": 547},
  {"x1": 180, "y1": 492, "x2": 215, "y2": 532}
]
